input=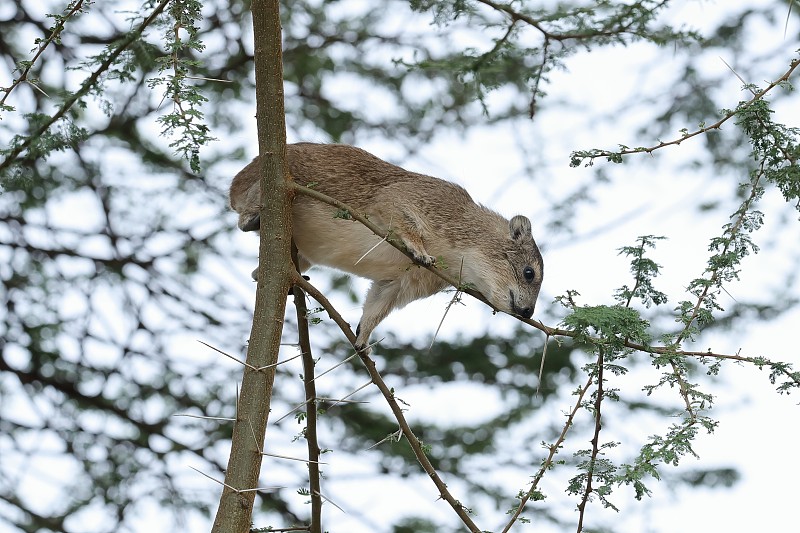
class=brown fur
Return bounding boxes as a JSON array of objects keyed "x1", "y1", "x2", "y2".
[{"x1": 229, "y1": 143, "x2": 544, "y2": 350}]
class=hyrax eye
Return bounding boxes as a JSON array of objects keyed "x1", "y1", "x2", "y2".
[{"x1": 523, "y1": 266, "x2": 535, "y2": 281}]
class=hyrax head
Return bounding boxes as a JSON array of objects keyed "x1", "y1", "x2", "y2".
[{"x1": 487, "y1": 215, "x2": 543, "y2": 320}]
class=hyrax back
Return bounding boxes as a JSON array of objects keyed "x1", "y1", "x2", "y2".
[{"x1": 229, "y1": 143, "x2": 543, "y2": 350}]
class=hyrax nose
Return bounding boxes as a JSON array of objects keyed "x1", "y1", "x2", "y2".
[{"x1": 516, "y1": 306, "x2": 533, "y2": 319}]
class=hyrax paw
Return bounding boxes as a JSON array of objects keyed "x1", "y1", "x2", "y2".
[
  {"x1": 412, "y1": 252, "x2": 436, "y2": 267},
  {"x1": 353, "y1": 339, "x2": 373, "y2": 355},
  {"x1": 354, "y1": 342, "x2": 371, "y2": 354},
  {"x1": 354, "y1": 324, "x2": 372, "y2": 354},
  {"x1": 239, "y1": 213, "x2": 261, "y2": 232}
]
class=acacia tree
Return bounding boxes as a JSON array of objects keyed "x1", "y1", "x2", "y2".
[{"x1": 1, "y1": 1, "x2": 799, "y2": 533}]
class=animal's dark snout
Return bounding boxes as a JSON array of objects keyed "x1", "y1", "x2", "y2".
[
  {"x1": 517, "y1": 307, "x2": 533, "y2": 319},
  {"x1": 510, "y1": 291, "x2": 534, "y2": 319}
]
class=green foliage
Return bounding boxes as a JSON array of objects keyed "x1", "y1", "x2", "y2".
[
  {"x1": 734, "y1": 80, "x2": 800, "y2": 213},
  {"x1": 569, "y1": 444, "x2": 622, "y2": 511},
  {"x1": 2, "y1": 113, "x2": 88, "y2": 182},
  {"x1": 147, "y1": 0, "x2": 214, "y2": 172},
  {"x1": 617, "y1": 414, "x2": 718, "y2": 497},
  {"x1": 562, "y1": 305, "x2": 651, "y2": 348},
  {"x1": 405, "y1": 0, "x2": 701, "y2": 115},
  {"x1": 614, "y1": 236, "x2": 668, "y2": 308}
]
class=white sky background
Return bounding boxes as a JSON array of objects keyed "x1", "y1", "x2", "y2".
[{"x1": 3, "y1": 0, "x2": 799, "y2": 532}]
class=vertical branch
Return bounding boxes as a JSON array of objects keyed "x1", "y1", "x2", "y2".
[
  {"x1": 575, "y1": 348, "x2": 604, "y2": 533},
  {"x1": 292, "y1": 246, "x2": 323, "y2": 533},
  {"x1": 212, "y1": 1, "x2": 292, "y2": 532}
]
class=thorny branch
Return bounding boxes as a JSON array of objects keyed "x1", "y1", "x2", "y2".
[
  {"x1": 291, "y1": 272, "x2": 484, "y2": 533},
  {"x1": 475, "y1": 0, "x2": 647, "y2": 42},
  {"x1": 576, "y1": 349, "x2": 604, "y2": 533},
  {"x1": 292, "y1": 246, "x2": 323, "y2": 533},
  {"x1": 669, "y1": 165, "x2": 766, "y2": 419},
  {"x1": 0, "y1": 0, "x2": 88, "y2": 108},
  {"x1": 470, "y1": 19, "x2": 518, "y2": 73}
]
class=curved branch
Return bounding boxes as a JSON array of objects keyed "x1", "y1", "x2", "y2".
[
  {"x1": 291, "y1": 182, "x2": 799, "y2": 390},
  {"x1": 291, "y1": 272, "x2": 484, "y2": 533},
  {"x1": 570, "y1": 58, "x2": 800, "y2": 166}
]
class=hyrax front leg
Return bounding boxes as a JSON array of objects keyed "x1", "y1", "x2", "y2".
[
  {"x1": 392, "y1": 210, "x2": 435, "y2": 266},
  {"x1": 354, "y1": 272, "x2": 444, "y2": 352},
  {"x1": 355, "y1": 280, "x2": 401, "y2": 352}
]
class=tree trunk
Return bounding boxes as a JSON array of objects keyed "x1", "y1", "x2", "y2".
[{"x1": 211, "y1": 1, "x2": 291, "y2": 531}]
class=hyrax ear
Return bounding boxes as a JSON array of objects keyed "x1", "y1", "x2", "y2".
[{"x1": 509, "y1": 215, "x2": 532, "y2": 242}]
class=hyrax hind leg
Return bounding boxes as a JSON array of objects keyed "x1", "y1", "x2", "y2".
[{"x1": 354, "y1": 271, "x2": 447, "y2": 351}]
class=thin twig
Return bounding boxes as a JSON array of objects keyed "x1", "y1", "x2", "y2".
[
  {"x1": 0, "y1": 0, "x2": 87, "y2": 108},
  {"x1": 198, "y1": 340, "x2": 258, "y2": 371},
  {"x1": 314, "y1": 490, "x2": 346, "y2": 514},
  {"x1": 428, "y1": 288, "x2": 463, "y2": 353},
  {"x1": 257, "y1": 352, "x2": 304, "y2": 371},
  {"x1": 324, "y1": 381, "x2": 372, "y2": 410},
  {"x1": 429, "y1": 258, "x2": 466, "y2": 352},
  {"x1": 572, "y1": 58, "x2": 800, "y2": 164},
  {"x1": 312, "y1": 353, "x2": 359, "y2": 381},
  {"x1": 354, "y1": 235, "x2": 388, "y2": 265},
  {"x1": 173, "y1": 413, "x2": 237, "y2": 422},
  {"x1": 293, "y1": 243, "x2": 323, "y2": 533},
  {"x1": 474, "y1": 0, "x2": 638, "y2": 42},
  {"x1": 536, "y1": 334, "x2": 549, "y2": 397},
  {"x1": 576, "y1": 348, "x2": 604, "y2": 533},
  {"x1": 248, "y1": 418, "x2": 263, "y2": 454},
  {"x1": 189, "y1": 466, "x2": 281, "y2": 493},
  {"x1": 261, "y1": 451, "x2": 328, "y2": 465},
  {"x1": 367, "y1": 429, "x2": 404, "y2": 450},
  {"x1": 317, "y1": 397, "x2": 366, "y2": 404},
  {"x1": 719, "y1": 57, "x2": 753, "y2": 93}
]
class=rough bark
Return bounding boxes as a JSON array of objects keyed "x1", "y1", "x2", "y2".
[{"x1": 211, "y1": 1, "x2": 292, "y2": 531}]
